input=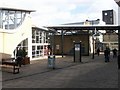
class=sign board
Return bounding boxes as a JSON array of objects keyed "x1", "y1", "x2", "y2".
[
  {"x1": 75, "y1": 44, "x2": 80, "y2": 51},
  {"x1": 74, "y1": 42, "x2": 81, "y2": 62}
]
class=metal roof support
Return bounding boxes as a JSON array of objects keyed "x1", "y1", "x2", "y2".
[
  {"x1": 61, "y1": 29, "x2": 64, "y2": 57},
  {"x1": 92, "y1": 28, "x2": 95, "y2": 59},
  {"x1": 118, "y1": 27, "x2": 120, "y2": 69},
  {"x1": 53, "y1": 33, "x2": 55, "y2": 55}
]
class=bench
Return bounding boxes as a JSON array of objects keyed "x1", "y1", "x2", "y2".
[{"x1": 1, "y1": 57, "x2": 22, "y2": 74}]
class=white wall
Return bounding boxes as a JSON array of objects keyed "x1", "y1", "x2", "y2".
[
  {"x1": 0, "y1": 32, "x2": 3, "y2": 60},
  {"x1": 0, "y1": 15, "x2": 32, "y2": 59},
  {"x1": 118, "y1": 7, "x2": 120, "y2": 25}
]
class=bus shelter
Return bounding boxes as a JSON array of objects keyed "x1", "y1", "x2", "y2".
[{"x1": 45, "y1": 25, "x2": 120, "y2": 69}]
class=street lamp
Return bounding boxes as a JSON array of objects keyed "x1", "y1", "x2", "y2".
[{"x1": 86, "y1": 19, "x2": 100, "y2": 59}]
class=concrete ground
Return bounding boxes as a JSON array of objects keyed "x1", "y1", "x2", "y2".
[{"x1": 1, "y1": 54, "x2": 119, "y2": 89}]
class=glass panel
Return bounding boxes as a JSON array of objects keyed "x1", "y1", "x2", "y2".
[
  {"x1": 40, "y1": 32, "x2": 42, "y2": 36},
  {"x1": 36, "y1": 36, "x2": 39, "y2": 43},
  {"x1": 40, "y1": 39, "x2": 42, "y2": 43},
  {"x1": 36, "y1": 51, "x2": 39, "y2": 54},
  {"x1": 40, "y1": 46, "x2": 43, "y2": 49},
  {"x1": 32, "y1": 39, "x2": 35, "y2": 43},
  {"x1": 32, "y1": 46, "x2": 35, "y2": 50},
  {"x1": 32, "y1": 35, "x2": 35, "y2": 38},
  {"x1": 37, "y1": 46, "x2": 40, "y2": 50},
  {"x1": 36, "y1": 30, "x2": 39, "y2": 35},
  {"x1": 31, "y1": 28, "x2": 49, "y2": 58},
  {"x1": 1, "y1": 10, "x2": 27, "y2": 29}
]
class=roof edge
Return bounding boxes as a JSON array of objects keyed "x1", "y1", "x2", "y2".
[{"x1": 0, "y1": 7, "x2": 35, "y2": 12}]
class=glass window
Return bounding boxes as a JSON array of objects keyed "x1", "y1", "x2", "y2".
[
  {"x1": 32, "y1": 39, "x2": 35, "y2": 43},
  {"x1": 31, "y1": 28, "x2": 49, "y2": 58},
  {"x1": 44, "y1": 36, "x2": 46, "y2": 43},
  {"x1": 32, "y1": 46, "x2": 35, "y2": 50},
  {"x1": 37, "y1": 46, "x2": 40, "y2": 50},
  {"x1": 110, "y1": 18, "x2": 113, "y2": 22},
  {"x1": 40, "y1": 39, "x2": 42, "y2": 43},
  {"x1": 0, "y1": 10, "x2": 27, "y2": 29},
  {"x1": 32, "y1": 51, "x2": 35, "y2": 55},
  {"x1": 40, "y1": 46, "x2": 43, "y2": 49},
  {"x1": 40, "y1": 32, "x2": 42, "y2": 36},
  {"x1": 36, "y1": 51, "x2": 39, "y2": 54},
  {"x1": 36, "y1": 36, "x2": 39, "y2": 43},
  {"x1": 32, "y1": 35, "x2": 35, "y2": 38},
  {"x1": 36, "y1": 30, "x2": 39, "y2": 35}
]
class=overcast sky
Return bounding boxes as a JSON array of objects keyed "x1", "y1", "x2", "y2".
[{"x1": 0, "y1": 0, "x2": 118, "y2": 27}]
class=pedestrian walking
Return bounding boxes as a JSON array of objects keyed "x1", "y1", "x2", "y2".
[
  {"x1": 97, "y1": 48, "x2": 100, "y2": 56},
  {"x1": 104, "y1": 48, "x2": 110, "y2": 62},
  {"x1": 112, "y1": 48, "x2": 117, "y2": 58}
]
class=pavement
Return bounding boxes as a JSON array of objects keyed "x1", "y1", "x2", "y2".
[{"x1": 0, "y1": 54, "x2": 119, "y2": 89}]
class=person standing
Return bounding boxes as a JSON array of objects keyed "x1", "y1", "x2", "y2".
[
  {"x1": 97, "y1": 48, "x2": 100, "y2": 56},
  {"x1": 16, "y1": 47, "x2": 24, "y2": 67},
  {"x1": 48, "y1": 46, "x2": 52, "y2": 55},
  {"x1": 112, "y1": 48, "x2": 117, "y2": 58},
  {"x1": 104, "y1": 48, "x2": 110, "y2": 62}
]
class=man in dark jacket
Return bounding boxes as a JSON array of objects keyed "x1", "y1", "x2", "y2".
[
  {"x1": 97, "y1": 48, "x2": 100, "y2": 56},
  {"x1": 104, "y1": 48, "x2": 110, "y2": 62},
  {"x1": 112, "y1": 48, "x2": 117, "y2": 58},
  {"x1": 16, "y1": 47, "x2": 23, "y2": 67}
]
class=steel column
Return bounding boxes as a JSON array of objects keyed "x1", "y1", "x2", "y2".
[
  {"x1": 61, "y1": 30, "x2": 64, "y2": 57},
  {"x1": 118, "y1": 26, "x2": 120, "y2": 69}
]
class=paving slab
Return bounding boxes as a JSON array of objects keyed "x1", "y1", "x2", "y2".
[{"x1": 1, "y1": 54, "x2": 119, "y2": 88}]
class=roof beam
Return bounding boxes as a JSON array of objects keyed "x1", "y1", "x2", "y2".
[
  {"x1": 45, "y1": 25, "x2": 118, "y2": 31},
  {"x1": 0, "y1": 7, "x2": 35, "y2": 12},
  {"x1": 114, "y1": 0, "x2": 120, "y2": 6}
]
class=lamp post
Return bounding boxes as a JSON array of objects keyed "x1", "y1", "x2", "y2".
[{"x1": 86, "y1": 19, "x2": 100, "y2": 59}]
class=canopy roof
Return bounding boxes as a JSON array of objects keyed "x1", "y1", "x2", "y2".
[
  {"x1": 32, "y1": 26, "x2": 55, "y2": 33},
  {"x1": 45, "y1": 25, "x2": 118, "y2": 31}
]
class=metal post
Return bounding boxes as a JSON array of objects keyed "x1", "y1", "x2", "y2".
[
  {"x1": 118, "y1": 26, "x2": 120, "y2": 69},
  {"x1": 73, "y1": 41, "x2": 75, "y2": 62},
  {"x1": 92, "y1": 21, "x2": 95, "y2": 59},
  {"x1": 53, "y1": 33, "x2": 55, "y2": 55},
  {"x1": 92, "y1": 35, "x2": 95, "y2": 59},
  {"x1": 61, "y1": 30, "x2": 64, "y2": 57},
  {"x1": 87, "y1": 30, "x2": 90, "y2": 56},
  {"x1": 86, "y1": 19, "x2": 99, "y2": 59},
  {"x1": 80, "y1": 41, "x2": 82, "y2": 62}
]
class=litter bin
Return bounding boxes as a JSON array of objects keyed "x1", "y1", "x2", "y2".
[{"x1": 48, "y1": 55, "x2": 55, "y2": 69}]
